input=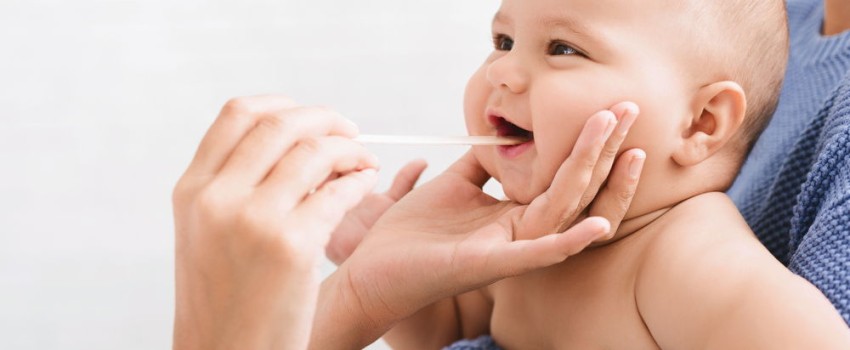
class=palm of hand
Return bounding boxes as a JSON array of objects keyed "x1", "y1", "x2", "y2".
[
  {"x1": 344, "y1": 164, "x2": 571, "y2": 322},
  {"x1": 375, "y1": 172, "x2": 513, "y2": 236}
]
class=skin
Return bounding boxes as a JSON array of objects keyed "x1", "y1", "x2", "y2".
[
  {"x1": 385, "y1": 0, "x2": 850, "y2": 348},
  {"x1": 172, "y1": 96, "x2": 382, "y2": 350},
  {"x1": 172, "y1": 2, "x2": 850, "y2": 349},
  {"x1": 172, "y1": 95, "x2": 646, "y2": 350},
  {"x1": 311, "y1": 103, "x2": 645, "y2": 349},
  {"x1": 464, "y1": 0, "x2": 736, "y2": 241},
  {"x1": 824, "y1": 0, "x2": 850, "y2": 36}
]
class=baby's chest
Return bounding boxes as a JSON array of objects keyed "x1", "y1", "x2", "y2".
[{"x1": 488, "y1": 251, "x2": 660, "y2": 349}]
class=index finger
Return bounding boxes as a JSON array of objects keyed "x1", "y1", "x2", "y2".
[
  {"x1": 216, "y1": 106, "x2": 360, "y2": 187},
  {"x1": 586, "y1": 148, "x2": 645, "y2": 239},
  {"x1": 184, "y1": 95, "x2": 298, "y2": 177},
  {"x1": 519, "y1": 110, "x2": 616, "y2": 235},
  {"x1": 443, "y1": 151, "x2": 492, "y2": 188}
]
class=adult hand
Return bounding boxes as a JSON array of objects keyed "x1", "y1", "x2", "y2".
[
  {"x1": 325, "y1": 159, "x2": 428, "y2": 265},
  {"x1": 172, "y1": 95, "x2": 380, "y2": 350},
  {"x1": 311, "y1": 102, "x2": 645, "y2": 349}
]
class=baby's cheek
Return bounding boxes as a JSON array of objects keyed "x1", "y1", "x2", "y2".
[{"x1": 463, "y1": 67, "x2": 491, "y2": 125}]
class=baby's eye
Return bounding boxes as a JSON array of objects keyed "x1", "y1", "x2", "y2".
[
  {"x1": 493, "y1": 34, "x2": 514, "y2": 51},
  {"x1": 548, "y1": 41, "x2": 579, "y2": 56}
]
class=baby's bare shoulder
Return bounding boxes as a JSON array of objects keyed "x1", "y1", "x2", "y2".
[
  {"x1": 637, "y1": 192, "x2": 778, "y2": 284},
  {"x1": 633, "y1": 193, "x2": 850, "y2": 348},
  {"x1": 634, "y1": 192, "x2": 797, "y2": 346},
  {"x1": 642, "y1": 191, "x2": 760, "y2": 254}
]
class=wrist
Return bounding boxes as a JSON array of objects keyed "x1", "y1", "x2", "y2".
[
  {"x1": 173, "y1": 257, "x2": 324, "y2": 350},
  {"x1": 310, "y1": 267, "x2": 397, "y2": 349}
]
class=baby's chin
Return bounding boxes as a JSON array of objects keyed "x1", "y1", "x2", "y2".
[{"x1": 500, "y1": 179, "x2": 547, "y2": 205}]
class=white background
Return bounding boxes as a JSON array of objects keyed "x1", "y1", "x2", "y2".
[{"x1": 0, "y1": 0, "x2": 501, "y2": 348}]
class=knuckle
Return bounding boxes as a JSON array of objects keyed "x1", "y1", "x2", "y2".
[
  {"x1": 576, "y1": 169, "x2": 593, "y2": 192},
  {"x1": 258, "y1": 113, "x2": 291, "y2": 133},
  {"x1": 573, "y1": 150, "x2": 597, "y2": 173},
  {"x1": 326, "y1": 181, "x2": 364, "y2": 208},
  {"x1": 579, "y1": 152, "x2": 598, "y2": 172},
  {"x1": 268, "y1": 94, "x2": 296, "y2": 105},
  {"x1": 615, "y1": 187, "x2": 635, "y2": 206},
  {"x1": 297, "y1": 136, "x2": 324, "y2": 155},
  {"x1": 321, "y1": 181, "x2": 343, "y2": 199},
  {"x1": 221, "y1": 97, "x2": 254, "y2": 116},
  {"x1": 313, "y1": 105, "x2": 335, "y2": 114},
  {"x1": 312, "y1": 105, "x2": 342, "y2": 118},
  {"x1": 172, "y1": 177, "x2": 191, "y2": 207},
  {"x1": 195, "y1": 185, "x2": 227, "y2": 218},
  {"x1": 600, "y1": 144, "x2": 619, "y2": 161}
]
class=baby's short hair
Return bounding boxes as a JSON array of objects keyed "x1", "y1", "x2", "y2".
[{"x1": 685, "y1": 0, "x2": 789, "y2": 155}]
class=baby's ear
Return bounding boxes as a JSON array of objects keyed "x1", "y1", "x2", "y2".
[{"x1": 672, "y1": 81, "x2": 746, "y2": 167}]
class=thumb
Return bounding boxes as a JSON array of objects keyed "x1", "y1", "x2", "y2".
[
  {"x1": 443, "y1": 151, "x2": 492, "y2": 188},
  {"x1": 484, "y1": 217, "x2": 610, "y2": 278},
  {"x1": 385, "y1": 159, "x2": 428, "y2": 200}
]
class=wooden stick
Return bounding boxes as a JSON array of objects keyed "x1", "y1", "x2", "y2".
[{"x1": 354, "y1": 135, "x2": 528, "y2": 146}]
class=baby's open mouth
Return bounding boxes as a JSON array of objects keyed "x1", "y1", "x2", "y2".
[
  {"x1": 489, "y1": 115, "x2": 534, "y2": 158},
  {"x1": 491, "y1": 116, "x2": 534, "y2": 142}
]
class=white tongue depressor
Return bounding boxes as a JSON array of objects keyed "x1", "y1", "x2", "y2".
[{"x1": 354, "y1": 135, "x2": 528, "y2": 146}]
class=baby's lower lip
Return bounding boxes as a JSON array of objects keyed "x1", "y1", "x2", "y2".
[{"x1": 497, "y1": 139, "x2": 534, "y2": 159}]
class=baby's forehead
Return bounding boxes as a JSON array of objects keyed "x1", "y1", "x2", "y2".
[{"x1": 494, "y1": 0, "x2": 701, "y2": 42}]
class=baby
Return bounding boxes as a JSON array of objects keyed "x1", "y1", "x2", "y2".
[{"x1": 382, "y1": 0, "x2": 850, "y2": 348}]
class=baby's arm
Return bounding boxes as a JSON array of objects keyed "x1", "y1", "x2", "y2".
[
  {"x1": 636, "y1": 200, "x2": 850, "y2": 348},
  {"x1": 383, "y1": 290, "x2": 492, "y2": 349}
]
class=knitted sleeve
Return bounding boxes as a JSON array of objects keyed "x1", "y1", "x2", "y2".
[
  {"x1": 788, "y1": 195, "x2": 850, "y2": 324},
  {"x1": 787, "y1": 79, "x2": 850, "y2": 325}
]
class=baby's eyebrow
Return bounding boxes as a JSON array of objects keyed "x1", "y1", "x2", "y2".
[
  {"x1": 539, "y1": 15, "x2": 596, "y2": 40},
  {"x1": 492, "y1": 11, "x2": 512, "y2": 26},
  {"x1": 492, "y1": 11, "x2": 598, "y2": 42}
]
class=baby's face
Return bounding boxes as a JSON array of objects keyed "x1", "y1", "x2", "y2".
[{"x1": 465, "y1": 0, "x2": 696, "y2": 204}]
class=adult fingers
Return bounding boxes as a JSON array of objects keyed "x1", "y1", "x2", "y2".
[
  {"x1": 385, "y1": 159, "x2": 428, "y2": 201},
  {"x1": 586, "y1": 148, "x2": 645, "y2": 238},
  {"x1": 486, "y1": 217, "x2": 610, "y2": 278},
  {"x1": 217, "y1": 106, "x2": 360, "y2": 187},
  {"x1": 443, "y1": 151, "x2": 491, "y2": 188},
  {"x1": 290, "y1": 169, "x2": 380, "y2": 247},
  {"x1": 185, "y1": 95, "x2": 298, "y2": 177},
  {"x1": 580, "y1": 102, "x2": 639, "y2": 208},
  {"x1": 520, "y1": 110, "x2": 616, "y2": 235},
  {"x1": 260, "y1": 136, "x2": 379, "y2": 209}
]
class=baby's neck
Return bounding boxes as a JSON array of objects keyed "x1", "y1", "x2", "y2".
[{"x1": 590, "y1": 205, "x2": 674, "y2": 247}]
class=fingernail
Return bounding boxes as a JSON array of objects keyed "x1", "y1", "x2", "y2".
[
  {"x1": 590, "y1": 217, "x2": 612, "y2": 239},
  {"x1": 629, "y1": 150, "x2": 646, "y2": 179},
  {"x1": 368, "y1": 154, "x2": 381, "y2": 167},
  {"x1": 344, "y1": 118, "x2": 360, "y2": 134},
  {"x1": 616, "y1": 108, "x2": 638, "y2": 136},
  {"x1": 603, "y1": 113, "x2": 618, "y2": 139}
]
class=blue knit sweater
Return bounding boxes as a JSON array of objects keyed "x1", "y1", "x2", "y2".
[{"x1": 728, "y1": 0, "x2": 850, "y2": 324}]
